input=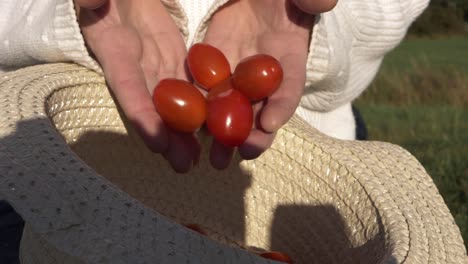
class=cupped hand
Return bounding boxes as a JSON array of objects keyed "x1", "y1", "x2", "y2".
[
  {"x1": 75, "y1": 0, "x2": 199, "y2": 173},
  {"x1": 205, "y1": 0, "x2": 336, "y2": 169}
]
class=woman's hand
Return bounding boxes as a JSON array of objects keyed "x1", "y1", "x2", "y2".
[
  {"x1": 204, "y1": 0, "x2": 335, "y2": 169},
  {"x1": 76, "y1": 0, "x2": 199, "y2": 173}
]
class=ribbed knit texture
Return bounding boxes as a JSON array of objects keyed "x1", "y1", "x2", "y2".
[
  {"x1": 301, "y1": 0, "x2": 430, "y2": 112},
  {"x1": 178, "y1": 0, "x2": 216, "y2": 46},
  {"x1": 0, "y1": 0, "x2": 101, "y2": 73},
  {"x1": 0, "y1": 0, "x2": 430, "y2": 140},
  {"x1": 296, "y1": 103, "x2": 356, "y2": 140}
]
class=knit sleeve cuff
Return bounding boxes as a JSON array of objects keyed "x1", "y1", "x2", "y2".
[
  {"x1": 53, "y1": 0, "x2": 102, "y2": 73},
  {"x1": 301, "y1": 10, "x2": 350, "y2": 112},
  {"x1": 300, "y1": 0, "x2": 429, "y2": 112}
]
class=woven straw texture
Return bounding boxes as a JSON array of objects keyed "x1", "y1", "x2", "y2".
[{"x1": 0, "y1": 63, "x2": 466, "y2": 264}]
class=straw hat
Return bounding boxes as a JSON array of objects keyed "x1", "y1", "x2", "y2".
[{"x1": 0, "y1": 63, "x2": 466, "y2": 264}]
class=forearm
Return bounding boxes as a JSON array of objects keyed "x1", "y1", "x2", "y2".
[{"x1": 0, "y1": 0, "x2": 100, "y2": 73}]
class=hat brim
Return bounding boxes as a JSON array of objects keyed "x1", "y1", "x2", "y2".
[{"x1": 0, "y1": 63, "x2": 466, "y2": 263}]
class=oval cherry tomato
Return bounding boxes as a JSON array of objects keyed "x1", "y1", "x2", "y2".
[
  {"x1": 259, "y1": 251, "x2": 293, "y2": 263},
  {"x1": 232, "y1": 54, "x2": 283, "y2": 101},
  {"x1": 207, "y1": 78, "x2": 234, "y2": 100},
  {"x1": 187, "y1": 43, "x2": 231, "y2": 91},
  {"x1": 206, "y1": 87, "x2": 253, "y2": 147},
  {"x1": 153, "y1": 79, "x2": 206, "y2": 133},
  {"x1": 183, "y1": 223, "x2": 207, "y2": 236}
]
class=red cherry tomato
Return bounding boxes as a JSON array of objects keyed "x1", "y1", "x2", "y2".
[
  {"x1": 232, "y1": 54, "x2": 283, "y2": 101},
  {"x1": 153, "y1": 79, "x2": 206, "y2": 133},
  {"x1": 259, "y1": 251, "x2": 293, "y2": 263},
  {"x1": 207, "y1": 78, "x2": 234, "y2": 100},
  {"x1": 187, "y1": 43, "x2": 231, "y2": 91},
  {"x1": 206, "y1": 87, "x2": 253, "y2": 147},
  {"x1": 184, "y1": 224, "x2": 207, "y2": 236}
]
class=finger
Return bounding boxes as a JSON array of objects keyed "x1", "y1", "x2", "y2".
[
  {"x1": 209, "y1": 140, "x2": 235, "y2": 170},
  {"x1": 164, "y1": 132, "x2": 200, "y2": 173},
  {"x1": 238, "y1": 130, "x2": 276, "y2": 160},
  {"x1": 260, "y1": 55, "x2": 306, "y2": 133},
  {"x1": 140, "y1": 38, "x2": 189, "y2": 91},
  {"x1": 94, "y1": 29, "x2": 169, "y2": 153},
  {"x1": 75, "y1": 0, "x2": 107, "y2": 9},
  {"x1": 291, "y1": 0, "x2": 338, "y2": 14},
  {"x1": 150, "y1": 54, "x2": 202, "y2": 170}
]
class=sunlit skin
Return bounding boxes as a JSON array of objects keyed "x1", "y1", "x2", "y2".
[
  {"x1": 203, "y1": 0, "x2": 317, "y2": 168},
  {"x1": 76, "y1": 0, "x2": 199, "y2": 173}
]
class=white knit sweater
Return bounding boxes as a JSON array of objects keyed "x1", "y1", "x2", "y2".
[{"x1": 0, "y1": 0, "x2": 429, "y2": 140}]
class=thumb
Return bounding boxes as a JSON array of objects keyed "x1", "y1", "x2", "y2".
[
  {"x1": 75, "y1": 0, "x2": 107, "y2": 9},
  {"x1": 291, "y1": 0, "x2": 337, "y2": 14}
]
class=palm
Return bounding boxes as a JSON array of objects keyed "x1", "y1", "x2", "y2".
[
  {"x1": 78, "y1": 1, "x2": 199, "y2": 172},
  {"x1": 204, "y1": 0, "x2": 314, "y2": 168}
]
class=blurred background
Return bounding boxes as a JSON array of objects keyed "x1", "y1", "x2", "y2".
[{"x1": 355, "y1": 0, "x2": 467, "y2": 247}]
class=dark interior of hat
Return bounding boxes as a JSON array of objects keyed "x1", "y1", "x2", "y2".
[{"x1": 45, "y1": 85, "x2": 391, "y2": 264}]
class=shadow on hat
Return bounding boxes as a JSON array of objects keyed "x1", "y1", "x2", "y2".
[{"x1": 0, "y1": 63, "x2": 466, "y2": 263}]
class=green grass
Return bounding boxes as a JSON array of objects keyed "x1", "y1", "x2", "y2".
[
  {"x1": 381, "y1": 37, "x2": 468, "y2": 73},
  {"x1": 360, "y1": 37, "x2": 468, "y2": 107},
  {"x1": 356, "y1": 37, "x2": 468, "y2": 247}
]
